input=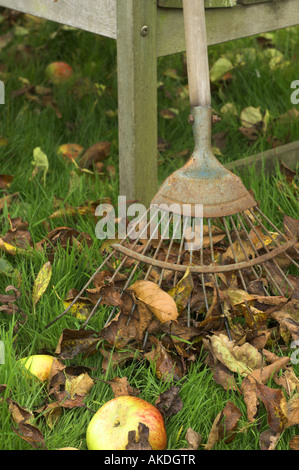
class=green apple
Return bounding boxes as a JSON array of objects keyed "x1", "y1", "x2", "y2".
[
  {"x1": 86, "y1": 396, "x2": 167, "y2": 450},
  {"x1": 20, "y1": 354, "x2": 55, "y2": 381}
]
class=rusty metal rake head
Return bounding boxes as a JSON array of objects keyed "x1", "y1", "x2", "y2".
[{"x1": 45, "y1": 199, "x2": 298, "y2": 338}]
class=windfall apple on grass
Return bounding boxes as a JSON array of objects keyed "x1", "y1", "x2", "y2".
[
  {"x1": 86, "y1": 396, "x2": 167, "y2": 450},
  {"x1": 19, "y1": 354, "x2": 55, "y2": 381},
  {"x1": 45, "y1": 62, "x2": 73, "y2": 85}
]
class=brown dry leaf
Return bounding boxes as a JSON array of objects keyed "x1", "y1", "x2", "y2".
[
  {"x1": 289, "y1": 435, "x2": 299, "y2": 450},
  {"x1": 0, "y1": 216, "x2": 32, "y2": 253},
  {"x1": 256, "y1": 382, "x2": 288, "y2": 433},
  {"x1": 0, "y1": 174, "x2": 14, "y2": 189},
  {"x1": 36, "y1": 226, "x2": 92, "y2": 261},
  {"x1": 283, "y1": 214, "x2": 299, "y2": 240},
  {"x1": 211, "y1": 362, "x2": 239, "y2": 392},
  {"x1": 285, "y1": 393, "x2": 299, "y2": 428},
  {"x1": 168, "y1": 268, "x2": 194, "y2": 313},
  {"x1": 270, "y1": 308, "x2": 299, "y2": 343},
  {"x1": 36, "y1": 402, "x2": 62, "y2": 430},
  {"x1": 145, "y1": 335, "x2": 183, "y2": 383},
  {"x1": 7, "y1": 397, "x2": 46, "y2": 449},
  {"x1": 48, "y1": 198, "x2": 109, "y2": 219},
  {"x1": 0, "y1": 285, "x2": 27, "y2": 329},
  {"x1": 259, "y1": 429, "x2": 281, "y2": 450},
  {"x1": 100, "y1": 348, "x2": 139, "y2": 374},
  {"x1": 55, "y1": 328, "x2": 101, "y2": 359},
  {"x1": 105, "y1": 376, "x2": 139, "y2": 398},
  {"x1": 222, "y1": 240, "x2": 255, "y2": 264},
  {"x1": 0, "y1": 192, "x2": 19, "y2": 213},
  {"x1": 47, "y1": 359, "x2": 94, "y2": 409},
  {"x1": 202, "y1": 225, "x2": 226, "y2": 248},
  {"x1": 79, "y1": 142, "x2": 111, "y2": 168},
  {"x1": 206, "y1": 333, "x2": 262, "y2": 376},
  {"x1": 58, "y1": 143, "x2": 84, "y2": 163},
  {"x1": 184, "y1": 428, "x2": 202, "y2": 450},
  {"x1": 155, "y1": 385, "x2": 183, "y2": 418},
  {"x1": 241, "y1": 376, "x2": 259, "y2": 422},
  {"x1": 125, "y1": 423, "x2": 152, "y2": 450},
  {"x1": 100, "y1": 310, "x2": 142, "y2": 349},
  {"x1": 248, "y1": 356, "x2": 290, "y2": 384},
  {"x1": 274, "y1": 366, "x2": 299, "y2": 396},
  {"x1": 128, "y1": 280, "x2": 178, "y2": 324},
  {"x1": 205, "y1": 401, "x2": 242, "y2": 450},
  {"x1": 11, "y1": 422, "x2": 46, "y2": 449}
]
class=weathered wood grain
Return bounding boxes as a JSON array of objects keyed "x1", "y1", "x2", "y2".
[
  {"x1": 226, "y1": 141, "x2": 299, "y2": 174},
  {"x1": 0, "y1": 0, "x2": 117, "y2": 38},
  {"x1": 117, "y1": 0, "x2": 158, "y2": 206},
  {"x1": 158, "y1": 0, "x2": 237, "y2": 8},
  {"x1": 157, "y1": 0, "x2": 299, "y2": 56}
]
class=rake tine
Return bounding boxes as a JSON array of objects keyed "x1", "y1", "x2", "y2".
[
  {"x1": 45, "y1": 207, "x2": 153, "y2": 329},
  {"x1": 243, "y1": 210, "x2": 294, "y2": 293},
  {"x1": 222, "y1": 217, "x2": 248, "y2": 292},
  {"x1": 45, "y1": 249, "x2": 117, "y2": 329},
  {"x1": 250, "y1": 208, "x2": 299, "y2": 269},
  {"x1": 173, "y1": 215, "x2": 190, "y2": 286},
  {"x1": 208, "y1": 219, "x2": 232, "y2": 340},
  {"x1": 236, "y1": 212, "x2": 284, "y2": 296}
]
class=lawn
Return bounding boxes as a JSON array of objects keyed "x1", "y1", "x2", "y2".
[{"x1": 0, "y1": 9, "x2": 298, "y2": 451}]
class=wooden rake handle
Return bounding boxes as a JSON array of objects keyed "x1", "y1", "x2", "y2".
[{"x1": 183, "y1": 0, "x2": 211, "y2": 108}]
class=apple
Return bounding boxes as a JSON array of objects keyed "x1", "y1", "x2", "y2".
[
  {"x1": 86, "y1": 396, "x2": 167, "y2": 450},
  {"x1": 19, "y1": 354, "x2": 55, "y2": 381},
  {"x1": 45, "y1": 61, "x2": 73, "y2": 84}
]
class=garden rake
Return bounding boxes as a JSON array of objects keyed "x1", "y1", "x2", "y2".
[{"x1": 46, "y1": 0, "x2": 298, "y2": 336}]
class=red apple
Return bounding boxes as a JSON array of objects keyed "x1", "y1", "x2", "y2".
[
  {"x1": 45, "y1": 61, "x2": 73, "y2": 84},
  {"x1": 20, "y1": 354, "x2": 55, "y2": 381},
  {"x1": 86, "y1": 396, "x2": 167, "y2": 450}
]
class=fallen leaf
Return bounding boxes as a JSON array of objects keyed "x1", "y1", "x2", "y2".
[
  {"x1": 58, "y1": 143, "x2": 84, "y2": 163},
  {"x1": 205, "y1": 401, "x2": 242, "y2": 450},
  {"x1": 32, "y1": 261, "x2": 52, "y2": 312},
  {"x1": 259, "y1": 429, "x2": 281, "y2": 450},
  {"x1": 125, "y1": 423, "x2": 152, "y2": 450},
  {"x1": 155, "y1": 385, "x2": 183, "y2": 418},
  {"x1": 289, "y1": 435, "x2": 299, "y2": 450},
  {"x1": 105, "y1": 376, "x2": 139, "y2": 398},
  {"x1": 129, "y1": 280, "x2": 178, "y2": 324},
  {"x1": 31, "y1": 147, "x2": 49, "y2": 186},
  {"x1": 79, "y1": 142, "x2": 111, "y2": 168},
  {"x1": 0, "y1": 174, "x2": 14, "y2": 189},
  {"x1": 55, "y1": 328, "x2": 101, "y2": 359},
  {"x1": 145, "y1": 336, "x2": 183, "y2": 383},
  {"x1": 7, "y1": 397, "x2": 46, "y2": 449},
  {"x1": 256, "y1": 382, "x2": 288, "y2": 433},
  {"x1": 184, "y1": 428, "x2": 202, "y2": 450},
  {"x1": 168, "y1": 268, "x2": 194, "y2": 313},
  {"x1": 210, "y1": 57, "x2": 234, "y2": 83},
  {"x1": 206, "y1": 334, "x2": 262, "y2": 376}
]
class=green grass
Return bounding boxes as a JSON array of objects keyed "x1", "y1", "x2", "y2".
[{"x1": 0, "y1": 11, "x2": 298, "y2": 450}]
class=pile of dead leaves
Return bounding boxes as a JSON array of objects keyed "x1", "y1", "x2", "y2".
[{"x1": 30, "y1": 210, "x2": 298, "y2": 450}]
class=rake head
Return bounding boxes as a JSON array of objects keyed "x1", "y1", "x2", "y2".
[{"x1": 45, "y1": 201, "x2": 298, "y2": 342}]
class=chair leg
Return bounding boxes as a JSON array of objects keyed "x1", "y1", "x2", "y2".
[{"x1": 117, "y1": 0, "x2": 158, "y2": 208}]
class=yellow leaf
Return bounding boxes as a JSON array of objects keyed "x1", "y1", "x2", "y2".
[{"x1": 32, "y1": 261, "x2": 52, "y2": 311}]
